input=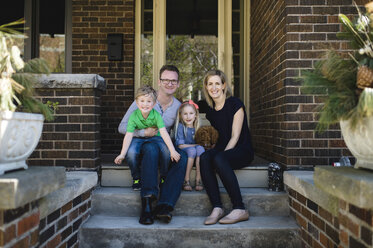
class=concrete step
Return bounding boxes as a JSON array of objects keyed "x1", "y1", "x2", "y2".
[
  {"x1": 100, "y1": 155, "x2": 270, "y2": 188},
  {"x1": 79, "y1": 215, "x2": 301, "y2": 248},
  {"x1": 91, "y1": 187, "x2": 289, "y2": 217}
]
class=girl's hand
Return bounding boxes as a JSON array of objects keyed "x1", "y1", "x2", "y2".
[
  {"x1": 114, "y1": 154, "x2": 125, "y2": 164},
  {"x1": 170, "y1": 150, "x2": 181, "y2": 162}
]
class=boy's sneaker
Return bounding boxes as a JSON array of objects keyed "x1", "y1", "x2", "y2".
[
  {"x1": 132, "y1": 179, "x2": 141, "y2": 191},
  {"x1": 159, "y1": 177, "x2": 165, "y2": 189}
]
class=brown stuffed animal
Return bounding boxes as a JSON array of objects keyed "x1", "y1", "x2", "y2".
[{"x1": 195, "y1": 126, "x2": 219, "y2": 150}]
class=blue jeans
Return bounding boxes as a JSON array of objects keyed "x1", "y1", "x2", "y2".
[
  {"x1": 125, "y1": 136, "x2": 170, "y2": 180},
  {"x1": 140, "y1": 142, "x2": 187, "y2": 208}
]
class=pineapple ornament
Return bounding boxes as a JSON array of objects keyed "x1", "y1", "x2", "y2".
[{"x1": 357, "y1": 65, "x2": 373, "y2": 89}]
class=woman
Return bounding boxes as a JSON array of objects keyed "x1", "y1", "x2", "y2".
[{"x1": 200, "y1": 69, "x2": 254, "y2": 225}]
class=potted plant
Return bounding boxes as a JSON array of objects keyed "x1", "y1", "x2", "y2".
[
  {"x1": 0, "y1": 19, "x2": 54, "y2": 175},
  {"x1": 301, "y1": 2, "x2": 373, "y2": 170}
]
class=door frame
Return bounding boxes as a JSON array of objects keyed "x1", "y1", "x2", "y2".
[{"x1": 134, "y1": 0, "x2": 250, "y2": 110}]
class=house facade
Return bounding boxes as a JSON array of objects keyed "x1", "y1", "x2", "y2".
[{"x1": 3, "y1": 0, "x2": 369, "y2": 169}]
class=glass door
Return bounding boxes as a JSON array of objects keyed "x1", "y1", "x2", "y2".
[{"x1": 135, "y1": 0, "x2": 250, "y2": 106}]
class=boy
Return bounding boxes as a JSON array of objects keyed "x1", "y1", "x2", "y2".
[{"x1": 114, "y1": 85, "x2": 180, "y2": 189}]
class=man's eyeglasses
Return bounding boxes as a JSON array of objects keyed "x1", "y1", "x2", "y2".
[{"x1": 160, "y1": 78, "x2": 179, "y2": 85}]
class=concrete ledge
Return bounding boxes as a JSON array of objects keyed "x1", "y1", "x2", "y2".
[
  {"x1": 284, "y1": 171, "x2": 339, "y2": 216},
  {"x1": 35, "y1": 74, "x2": 106, "y2": 91},
  {"x1": 0, "y1": 166, "x2": 66, "y2": 209},
  {"x1": 38, "y1": 171, "x2": 98, "y2": 219},
  {"x1": 314, "y1": 166, "x2": 373, "y2": 209}
]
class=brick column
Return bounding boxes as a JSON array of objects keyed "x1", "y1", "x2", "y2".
[
  {"x1": 71, "y1": 0, "x2": 135, "y2": 155},
  {"x1": 28, "y1": 74, "x2": 106, "y2": 170},
  {"x1": 251, "y1": 0, "x2": 371, "y2": 167}
]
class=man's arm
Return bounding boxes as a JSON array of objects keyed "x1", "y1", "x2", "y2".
[{"x1": 118, "y1": 101, "x2": 145, "y2": 137}]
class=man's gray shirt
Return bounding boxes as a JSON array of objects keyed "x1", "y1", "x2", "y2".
[{"x1": 118, "y1": 97, "x2": 181, "y2": 137}]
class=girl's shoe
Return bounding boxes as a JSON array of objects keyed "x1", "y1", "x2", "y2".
[
  {"x1": 183, "y1": 180, "x2": 192, "y2": 191},
  {"x1": 195, "y1": 179, "x2": 204, "y2": 191}
]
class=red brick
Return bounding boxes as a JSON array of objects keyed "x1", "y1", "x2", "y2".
[
  {"x1": 46, "y1": 234, "x2": 61, "y2": 248},
  {"x1": 340, "y1": 229, "x2": 349, "y2": 245},
  {"x1": 69, "y1": 209, "x2": 79, "y2": 222},
  {"x1": 312, "y1": 214, "x2": 326, "y2": 231},
  {"x1": 293, "y1": 200, "x2": 302, "y2": 212},
  {"x1": 17, "y1": 212, "x2": 40, "y2": 236},
  {"x1": 3, "y1": 224, "x2": 16, "y2": 244},
  {"x1": 340, "y1": 213, "x2": 359, "y2": 237},
  {"x1": 296, "y1": 192, "x2": 307, "y2": 205},
  {"x1": 30, "y1": 229, "x2": 39, "y2": 246},
  {"x1": 13, "y1": 236, "x2": 30, "y2": 248},
  {"x1": 297, "y1": 214, "x2": 308, "y2": 229},
  {"x1": 320, "y1": 233, "x2": 335, "y2": 248},
  {"x1": 62, "y1": 202, "x2": 73, "y2": 215},
  {"x1": 319, "y1": 207, "x2": 333, "y2": 224},
  {"x1": 82, "y1": 190, "x2": 91, "y2": 201},
  {"x1": 301, "y1": 206, "x2": 312, "y2": 221},
  {"x1": 312, "y1": 239, "x2": 323, "y2": 248}
]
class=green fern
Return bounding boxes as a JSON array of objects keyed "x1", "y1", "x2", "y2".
[{"x1": 301, "y1": 51, "x2": 359, "y2": 131}]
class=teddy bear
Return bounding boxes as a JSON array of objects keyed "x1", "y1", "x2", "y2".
[{"x1": 195, "y1": 126, "x2": 219, "y2": 150}]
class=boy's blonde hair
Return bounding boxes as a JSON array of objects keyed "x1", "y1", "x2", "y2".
[
  {"x1": 175, "y1": 101, "x2": 200, "y2": 139},
  {"x1": 202, "y1": 69, "x2": 232, "y2": 108},
  {"x1": 135, "y1": 85, "x2": 157, "y2": 102}
]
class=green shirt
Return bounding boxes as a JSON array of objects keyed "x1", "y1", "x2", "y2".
[{"x1": 127, "y1": 109, "x2": 165, "y2": 136}]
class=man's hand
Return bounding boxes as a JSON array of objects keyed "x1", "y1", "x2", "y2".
[
  {"x1": 144, "y1": 127, "x2": 158, "y2": 137},
  {"x1": 170, "y1": 150, "x2": 180, "y2": 162}
]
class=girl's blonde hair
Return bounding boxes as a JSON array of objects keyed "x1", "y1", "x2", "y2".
[
  {"x1": 202, "y1": 69, "x2": 233, "y2": 108},
  {"x1": 175, "y1": 101, "x2": 200, "y2": 139}
]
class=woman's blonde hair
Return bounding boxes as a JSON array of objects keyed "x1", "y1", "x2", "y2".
[
  {"x1": 202, "y1": 69, "x2": 232, "y2": 108},
  {"x1": 175, "y1": 101, "x2": 200, "y2": 139}
]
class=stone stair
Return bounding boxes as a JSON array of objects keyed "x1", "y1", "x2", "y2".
[{"x1": 79, "y1": 155, "x2": 301, "y2": 248}]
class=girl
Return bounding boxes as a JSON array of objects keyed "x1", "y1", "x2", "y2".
[{"x1": 175, "y1": 100, "x2": 205, "y2": 191}]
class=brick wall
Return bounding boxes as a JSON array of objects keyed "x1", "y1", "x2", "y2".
[
  {"x1": 288, "y1": 187, "x2": 373, "y2": 248},
  {"x1": 250, "y1": 0, "x2": 370, "y2": 167},
  {"x1": 71, "y1": 0, "x2": 135, "y2": 154},
  {"x1": 28, "y1": 87, "x2": 103, "y2": 170},
  {"x1": 0, "y1": 201, "x2": 39, "y2": 248},
  {"x1": 38, "y1": 190, "x2": 91, "y2": 248},
  {"x1": 0, "y1": 189, "x2": 91, "y2": 248},
  {"x1": 250, "y1": 0, "x2": 287, "y2": 165}
]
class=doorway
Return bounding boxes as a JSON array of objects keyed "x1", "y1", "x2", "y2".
[{"x1": 135, "y1": 0, "x2": 250, "y2": 105}]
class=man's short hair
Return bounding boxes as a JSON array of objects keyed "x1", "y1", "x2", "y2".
[
  {"x1": 135, "y1": 85, "x2": 157, "y2": 102},
  {"x1": 159, "y1": 65, "x2": 180, "y2": 79}
]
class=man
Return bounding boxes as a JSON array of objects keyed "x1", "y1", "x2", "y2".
[{"x1": 118, "y1": 65, "x2": 187, "y2": 225}]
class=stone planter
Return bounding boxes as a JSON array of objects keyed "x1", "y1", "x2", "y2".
[
  {"x1": 340, "y1": 116, "x2": 373, "y2": 170},
  {"x1": 0, "y1": 111, "x2": 44, "y2": 175}
]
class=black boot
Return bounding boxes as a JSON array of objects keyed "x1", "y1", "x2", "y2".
[
  {"x1": 139, "y1": 197, "x2": 154, "y2": 225},
  {"x1": 154, "y1": 204, "x2": 173, "y2": 223}
]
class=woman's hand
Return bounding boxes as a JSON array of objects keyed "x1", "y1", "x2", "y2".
[
  {"x1": 170, "y1": 149, "x2": 181, "y2": 162},
  {"x1": 114, "y1": 154, "x2": 125, "y2": 164}
]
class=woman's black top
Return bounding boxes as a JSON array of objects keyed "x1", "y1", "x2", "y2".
[{"x1": 205, "y1": 96, "x2": 254, "y2": 153}]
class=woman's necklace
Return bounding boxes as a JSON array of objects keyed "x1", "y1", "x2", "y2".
[{"x1": 214, "y1": 99, "x2": 225, "y2": 111}]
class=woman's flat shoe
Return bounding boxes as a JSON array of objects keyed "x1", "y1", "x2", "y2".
[
  {"x1": 204, "y1": 208, "x2": 225, "y2": 225},
  {"x1": 219, "y1": 210, "x2": 249, "y2": 224}
]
